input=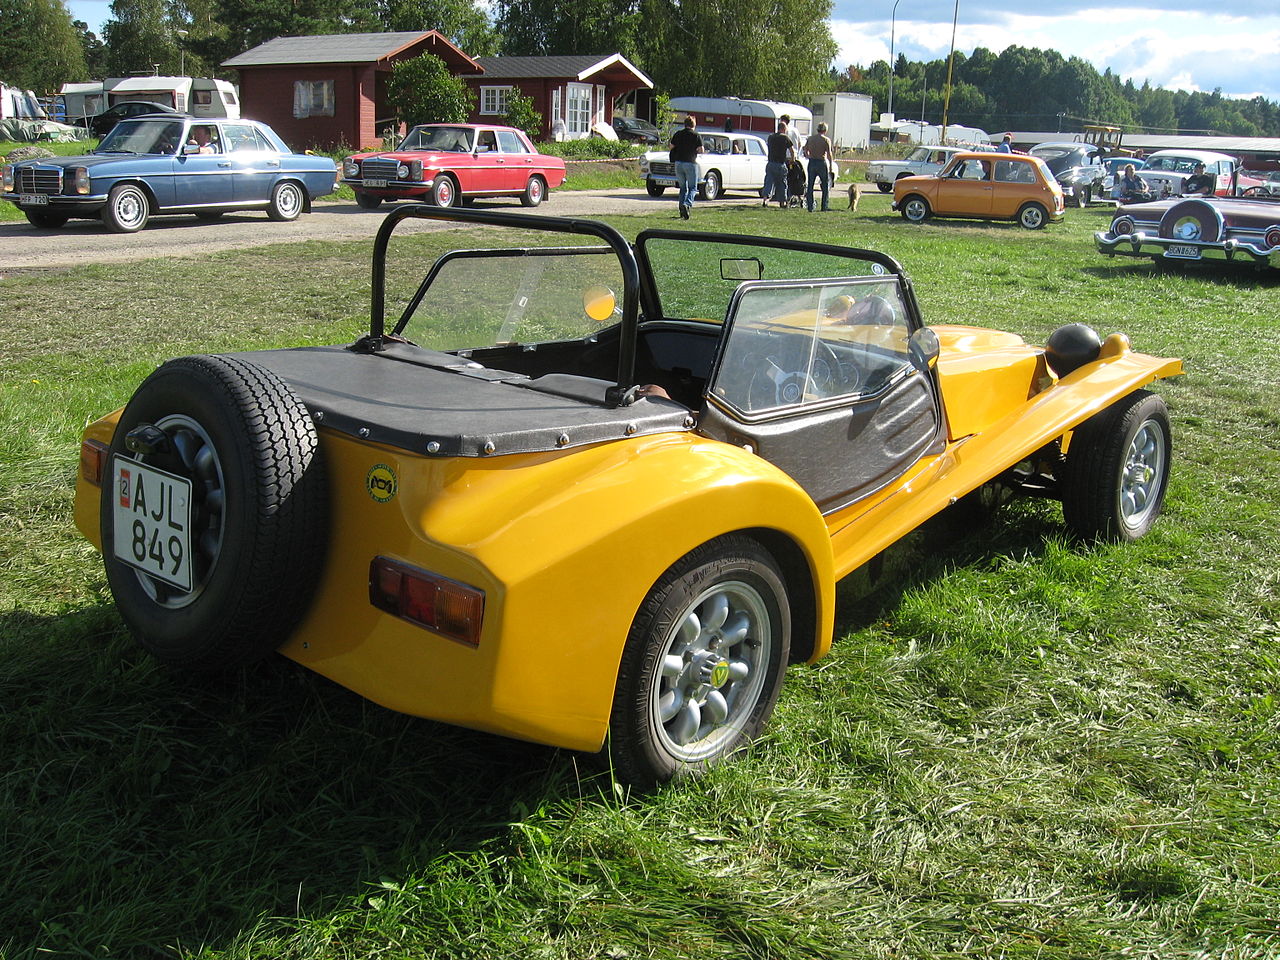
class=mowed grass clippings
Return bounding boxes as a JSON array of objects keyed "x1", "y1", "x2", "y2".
[{"x1": 1, "y1": 200, "x2": 1279, "y2": 959}]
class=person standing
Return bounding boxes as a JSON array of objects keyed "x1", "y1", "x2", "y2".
[
  {"x1": 762, "y1": 121, "x2": 795, "y2": 208},
  {"x1": 997, "y1": 133, "x2": 1013, "y2": 153},
  {"x1": 803, "y1": 121, "x2": 834, "y2": 212},
  {"x1": 668, "y1": 115, "x2": 703, "y2": 220},
  {"x1": 779, "y1": 114, "x2": 804, "y2": 155}
]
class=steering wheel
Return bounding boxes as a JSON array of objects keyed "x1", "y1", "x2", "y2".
[
  {"x1": 746, "y1": 340, "x2": 853, "y2": 408},
  {"x1": 1240, "y1": 185, "x2": 1271, "y2": 198}
]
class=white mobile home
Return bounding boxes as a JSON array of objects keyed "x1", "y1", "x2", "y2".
[{"x1": 809, "y1": 93, "x2": 871, "y2": 149}]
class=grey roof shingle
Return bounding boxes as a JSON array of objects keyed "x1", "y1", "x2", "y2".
[{"x1": 223, "y1": 32, "x2": 435, "y2": 67}]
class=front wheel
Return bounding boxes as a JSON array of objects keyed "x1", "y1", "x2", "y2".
[
  {"x1": 1078, "y1": 185, "x2": 1092, "y2": 207},
  {"x1": 900, "y1": 195, "x2": 930, "y2": 223},
  {"x1": 25, "y1": 209, "x2": 69, "y2": 228},
  {"x1": 1018, "y1": 202, "x2": 1048, "y2": 229},
  {"x1": 102, "y1": 183, "x2": 149, "y2": 233},
  {"x1": 354, "y1": 191, "x2": 382, "y2": 209},
  {"x1": 608, "y1": 535, "x2": 790, "y2": 787},
  {"x1": 431, "y1": 175, "x2": 458, "y2": 208},
  {"x1": 520, "y1": 175, "x2": 546, "y2": 207},
  {"x1": 267, "y1": 180, "x2": 305, "y2": 221},
  {"x1": 645, "y1": 179, "x2": 666, "y2": 198},
  {"x1": 698, "y1": 169, "x2": 721, "y2": 202},
  {"x1": 876, "y1": 182, "x2": 893, "y2": 193},
  {"x1": 1060, "y1": 390, "x2": 1171, "y2": 542}
]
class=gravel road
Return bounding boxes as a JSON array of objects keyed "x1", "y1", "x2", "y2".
[{"x1": 1, "y1": 189, "x2": 768, "y2": 272}]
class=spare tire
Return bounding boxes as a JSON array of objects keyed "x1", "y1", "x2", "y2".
[{"x1": 100, "y1": 354, "x2": 329, "y2": 672}]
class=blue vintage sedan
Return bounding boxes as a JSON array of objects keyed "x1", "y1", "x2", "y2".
[{"x1": 1, "y1": 116, "x2": 338, "y2": 232}]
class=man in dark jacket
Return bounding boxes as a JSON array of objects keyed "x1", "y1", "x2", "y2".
[
  {"x1": 669, "y1": 115, "x2": 703, "y2": 219},
  {"x1": 762, "y1": 121, "x2": 795, "y2": 208}
]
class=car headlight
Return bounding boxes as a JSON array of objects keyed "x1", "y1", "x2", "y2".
[
  {"x1": 72, "y1": 167, "x2": 90, "y2": 195},
  {"x1": 343, "y1": 160, "x2": 359, "y2": 178},
  {"x1": 397, "y1": 163, "x2": 410, "y2": 179},
  {"x1": 408, "y1": 160, "x2": 423, "y2": 181},
  {"x1": 1, "y1": 165, "x2": 12, "y2": 191}
]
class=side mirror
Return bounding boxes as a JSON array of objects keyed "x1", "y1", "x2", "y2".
[{"x1": 910, "y1": 326, "x2": 941, "y2": 369}]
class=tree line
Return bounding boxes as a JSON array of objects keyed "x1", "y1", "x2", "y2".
[
  {"x1": 0, "y1": 0, "x2": 835, "y2": 106},
  {"x1": 4, "y1": 0, "x2": 1276, "y2": 140},
  {"x1": 839, "y1": 46, "x2": 1280, "y2": 138}
]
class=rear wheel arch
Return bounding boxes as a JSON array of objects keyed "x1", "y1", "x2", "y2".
[{"x1": 739, "y1": 527, "x2": 819, "y2": 664}]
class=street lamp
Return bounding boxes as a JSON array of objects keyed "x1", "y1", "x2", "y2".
[
  {"x1": 887, "y1": 0, "x2": 905, "y2": 120},
  {"x1": 940, "y1": 0, "x2": 960, "y2": 143},
  {"x1": 176, "y1": 29, "x2": 188, "y2": 76}
]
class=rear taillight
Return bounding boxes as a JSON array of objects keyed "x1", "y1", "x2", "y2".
[
  {"x1": 80, "y1": 438, "x2": 109, "y2": 485},
  {"x1": 1112, "y1": 217, "x2": 1134, "y2": 236},
  {"x1": 1265, "y1": 226, "x2": 1280, "y2": 248},
  {"x1": 369, "y1": 556, "x2": 485, "y2": 646}
]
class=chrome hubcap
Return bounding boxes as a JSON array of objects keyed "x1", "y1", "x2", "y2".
[
  {"x1": 133, "y1": 414, "x2": 225, "y2": 607},
  {"x1": 1120, "y1": 420, "x2": 1165, "y2": 527},
  {"x1": 650, "y1": 580, "x2": 771, "y2": 762}
]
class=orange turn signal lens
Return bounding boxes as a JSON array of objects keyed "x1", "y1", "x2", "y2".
[
  {"x1": 80, "y1": 439, "x2": 110, "y2": 486},
  {"x1": 369, "y1": 556, "x2": 485, "y2": 647}
]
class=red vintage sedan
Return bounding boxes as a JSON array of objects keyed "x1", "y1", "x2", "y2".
[{"x1": 342, "y1": 124, "x2": 567, "y2": 209}]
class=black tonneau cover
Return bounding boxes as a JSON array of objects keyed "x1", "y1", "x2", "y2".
[{"x1": 229, "y1": 345, "x2": 691, "y2": 458}]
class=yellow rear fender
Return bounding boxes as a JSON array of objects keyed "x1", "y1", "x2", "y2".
[{"x1": 283, "y1": 430, "x2": 835, "y2": 752}]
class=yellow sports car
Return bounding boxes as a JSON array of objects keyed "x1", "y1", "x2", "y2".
[{"x1": 75, "y1": 206, "x2": 1182, "y2": 786}]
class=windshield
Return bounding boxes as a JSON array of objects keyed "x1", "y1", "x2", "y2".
[
  {"x1": 392, "y1": 244, "x2": 626, "y2": 351},
  {"x1": 97, "y1": 119, "x2": 185, "y2": 155},
  {"x1": 1030, "y1": 146, "x2": 1088, "y2": 174},
  {"x1": 399, "y1": 126, "x2": 475, "y2": 152},
  {"x1": 1145, "y1": 156, "x2": 1201, "y2": 174},
  {"x1": 639, "y1": 236, "x2": 897, "y2": 325},
  {"x1": 906, "y1": 147, "x2": 932, "y2": 162}
]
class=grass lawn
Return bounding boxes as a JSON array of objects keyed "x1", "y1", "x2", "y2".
[{"x1": 2, "y1": 199, "x2": 1278, "y2": 959}]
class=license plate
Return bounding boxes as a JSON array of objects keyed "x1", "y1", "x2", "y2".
[
  {"x1": 112, "y1": 457, "x2": 193, "y2": 591},
  {"x1": 20, "y1": 193, "x2": 49, "y2": 206},
  {"x1": 364, "y1": 178, "x2": 388, "y2": 188},
  {"x1": 1165, "y1": 244, "x2": 1200, "y2": 259}
]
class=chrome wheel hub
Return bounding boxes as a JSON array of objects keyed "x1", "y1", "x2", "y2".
[
  {"x1": 1120, "y1": 421, "x2": 1165, "y2": 527},
  {"x1": 650, "y1": 580, "x2": 771, "y2": 762}
]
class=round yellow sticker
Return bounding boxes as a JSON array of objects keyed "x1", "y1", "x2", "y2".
[{"x1": 366, "y1": 464, "x2": 398, "y2": 503}]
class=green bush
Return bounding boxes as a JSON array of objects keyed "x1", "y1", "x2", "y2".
[
  {"x1": 501, "y1": 91, "x2": 542, "y2": 143},
  {"x1": 537, "y1": 137, "x2": 645, "y2": 160}
]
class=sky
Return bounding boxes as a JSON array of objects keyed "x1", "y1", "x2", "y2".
[
  {"x1": 830, "y1": 1, "x2": 1280, "y2": 106},
  {"x1": 65, "y1": 0, "x2": 1280, "y2": 106}
]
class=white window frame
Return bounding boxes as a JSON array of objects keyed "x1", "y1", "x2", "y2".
[
  {"x1": 480, "y1": 85, "x2": 513, "y2": 116},
  {"x1": 293, "y1": 80, "x2": 334, "y2": 119},
  {"x1": 565, "y1": 82, "x2": 592, "y2": 138}
]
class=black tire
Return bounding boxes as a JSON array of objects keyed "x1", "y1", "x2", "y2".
[
  {"x1": 1079, "y1": 185, "x2": 1092, "y2": 207},
  {"x1": 100, "y1": 354, "x2": 329, "y2": 672},
  {"x1": 645, "y1": 179, "x2": 666, "y2": 198},
  {"x1": 876, "y1": 182, "x2": 893, "y2": 193},
  {"x1": 1060, "y1": 390, "x2": 1171, "y2": 542},
  {"x1": 698, "y1": 169, "x2": 721, "y2": 202},
  {"x1": 900, "y1": 195, "x2": 930, "y2": 223},
  {"x1": 267, "y1": 180, "x2": 305, "y2": 221},
  {"x1": 1018, "y1": 202, "x2": 1049, "y2": 229},
  {"x1": 102, "y1": 183, "x2": 149, "y2": 233},
  {"x1": 608, "y1": 535, "x2": 790, "y2": 787},
  {"x1": 430, "y1": 175, "x2": 458, "y2": 208},
  {"x1": 25, "y1": 209, "x2": 69, "y2": 228},
  {"x1": 520, "y1": 175, "x2": 546, "y2": 207},
  {"x1": 354, "y1": 191, "x2": 383, "y2": 210}
]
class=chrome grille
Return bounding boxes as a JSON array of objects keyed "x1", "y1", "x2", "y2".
[
  {"x1": 361, "y1": 159, "x2": 401, "y2": 180},
  {"x1": 15, "y1": 165, "x2": 63, "y2": 194},
  {"x1": 649, "y1": 161, "x2": 675, "y2": 177}
]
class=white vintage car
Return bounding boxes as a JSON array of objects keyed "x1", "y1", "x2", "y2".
[
  {"x1": 641, "y1": 130, "x2": 769, "y2": 200},
  {"x1": 866, "y1": 144, "x2": 994, "y2": 193}
]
